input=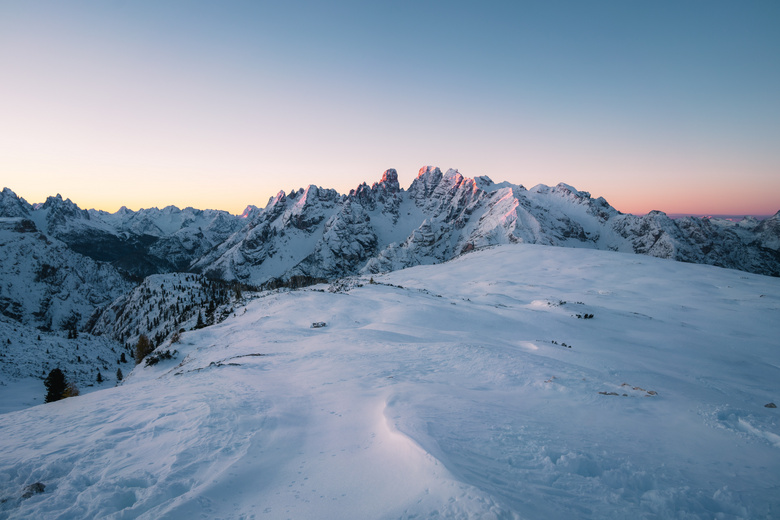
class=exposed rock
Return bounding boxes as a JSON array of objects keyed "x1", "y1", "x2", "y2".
[{"x1": 21, "y1": 482, "x2": 45, "y2": 499}]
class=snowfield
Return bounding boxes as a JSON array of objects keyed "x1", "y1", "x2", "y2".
[{"x1": 1, "y1": 244, "x2": 779, "y2": 519}]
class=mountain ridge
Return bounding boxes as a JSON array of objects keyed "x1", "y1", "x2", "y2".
[{"x1": 1, "y1": 166, "x2": 778, "y2": 335}]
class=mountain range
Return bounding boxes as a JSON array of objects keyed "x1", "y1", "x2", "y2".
[{"x1": 1, "y1": 166, "x2": 779, "y2": 335}]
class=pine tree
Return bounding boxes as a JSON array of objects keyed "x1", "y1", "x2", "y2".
[
  {"x1": 96, "y1": 371, "x2": 103, "y2": 383},
  {"x1": 44, "y1": 368, "x2": 66, "y2": 403},
  {"x1": 134, "y1": 334, "x2": 154, "y2": 365},
  {"x1": 116, "y1": 368, "x2": 123, "y2": 381}
]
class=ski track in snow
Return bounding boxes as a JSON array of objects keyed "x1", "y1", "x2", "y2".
[{"x1": 1, "y1": 244, "x2": 779, "y2": 519}]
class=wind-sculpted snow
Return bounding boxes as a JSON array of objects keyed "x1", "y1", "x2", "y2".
[{"x1": 1, "y1": 244, "x2": 778, "y2": 518}]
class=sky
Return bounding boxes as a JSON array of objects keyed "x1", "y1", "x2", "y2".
[{"x1": 1, "y1": 1, "x2": 779, "y2": 216}]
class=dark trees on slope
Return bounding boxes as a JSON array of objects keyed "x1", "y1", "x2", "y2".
[
  {"x1": 44, "y1": 368, "x2": 66, "y2": 403},
  {"x1": 134, "y1": 334, "x2": 154, "y2": 365}
]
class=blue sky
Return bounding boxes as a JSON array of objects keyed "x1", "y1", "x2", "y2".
[{"x1": 1, "y1": 1, "x2": 778, "y2": 215}]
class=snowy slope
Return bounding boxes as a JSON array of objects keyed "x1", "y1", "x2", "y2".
[
  {"x1": 0, "y1": 318, "x2": 128, "y2": 414},
  {"x1": 1, "y1": 244, "x2": 778, "y2": 519},
  {"x1": 90, "y1": 272, "x2": 246, "y2": 348}
]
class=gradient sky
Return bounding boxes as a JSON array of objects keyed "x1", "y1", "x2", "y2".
[{"x1": 1, "y1": 1, "x2": 779, "y2": 216}]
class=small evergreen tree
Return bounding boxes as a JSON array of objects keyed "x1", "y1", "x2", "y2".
[
  {"x1": 120, "y1": 352, "x2": 127, "y2": 363},
  {"x1": 96, "y1": 371, "x2": 103, "y2": 383},
  {"x1": 134, "y1": 334, "x2": 154, "y2": 365},
  {"x1": 116, "y1": 368, "x2": 123, "y2": 381},
  {"x1": 44, "y1": 368, "x2": 66, "y2": 403}
]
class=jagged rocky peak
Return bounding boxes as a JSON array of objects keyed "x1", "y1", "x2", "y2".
[
  {"x1": 348, "y1": 182, "x2": 373, "y2": 204},
  {"x1": 409, "y1": 166, "x2": 445, "y2": 199},
  {"x1": 530, "y1": 182, "x2": 589, "y2": 200},
  {"x1": 411, "y1": 166, "x2": 482, "y2": 194},
  {"x1": 474, "y1": 176, "x2": 494, "y2": 190},
  {"x1": 442, "y1": 168, "x2": 482, "y2": 194},
  {"x1": 372, "y1": 168, "x2": 401, "y2": 193},
  {"x1": 0, "y1": 187, "x2": 32, "y2": 218},
  {"x1": 552, "y1": 183, "x2": 591, "y2": 199},
  {"x1": 348, "y1": 169, "x2": 402, "y2": 208},
  {"x1": 41, "y1": 193, "x2": 91, "y2": 228},
  {"x1": 268, "y1": 190, "x2": 287, "y2": 207},
  {"x1": 297, "y1": 185, "x2": 340, "y2": 206},
  {"x1": 240, "y1": 205, "x2": 260, "y2": 220}
]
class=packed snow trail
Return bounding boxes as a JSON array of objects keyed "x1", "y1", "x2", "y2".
[{"x1": 1, "y1": 244, "x2": 779, "y2": 519}]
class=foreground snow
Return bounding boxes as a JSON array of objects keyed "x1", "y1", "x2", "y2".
[{"x1": 1, "y1": 244, "x2": 779, "y2": 519}]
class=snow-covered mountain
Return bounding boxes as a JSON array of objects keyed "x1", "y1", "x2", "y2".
[
  {"x1": 0, "y1": 188, "x2": 245, "y2": 333},
  {"x1": 0, "y1": 188, "x2": 244, "y2": 278},
  {"x1": 1, "y1": 168, "x2": 778, "y2": 337},
  {"x1": 2, "y1": 244, "x2": 778, "y2": 518},
  {"x1": 3, "y1": 169, "x2": 778, "y2": 291},
  {"x1": 194, "y1": 167, "x2": 780, "y2": 283},
  {"x1": 0, "y1": 216, "x2": 132, "y2": 332}
]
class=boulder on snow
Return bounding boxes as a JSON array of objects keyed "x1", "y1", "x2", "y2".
[
  {"x1": 765, "y1": 402, "x2": 777, "y2": 408},
  {"x1": 21, "y1": 482, "x2": 45, "y2": 499},
  {"x1": 311, "y1": 322, "x2": 327, "y2": 328}
]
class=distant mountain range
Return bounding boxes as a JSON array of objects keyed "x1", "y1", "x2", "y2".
[
  {"x1": 1, "y1": 166, "x2": 779, "y2": 334},
  {"x1": 666, "y1": 214, "x2": 774, "y2": 221}
]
